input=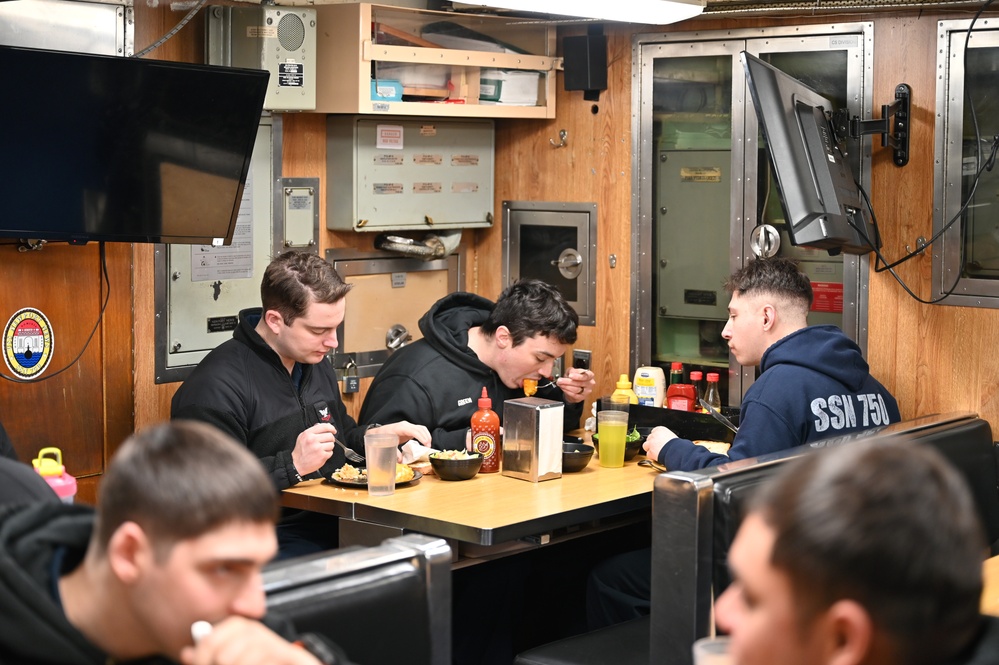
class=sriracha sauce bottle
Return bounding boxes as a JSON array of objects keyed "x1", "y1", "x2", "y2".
[{"x1": 471, "y1": 387, "x2": 501, "y2": 473}]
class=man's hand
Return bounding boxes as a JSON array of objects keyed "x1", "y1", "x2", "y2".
[
  {"x1": 367, "y1": 421, "x2": 432, "y2": 447},
  {"x1": 180, "y1": 617, "x2": 322, "y2": 665},
  {"x1": 291, "y1": 423, "x2": 338, "y2": 476},
  {"x1": 643, "y1": 425, "x2": 679, "y2": 461},
  {"x1": 557, "y1": 368, "x2": 595, "y2": 404}
]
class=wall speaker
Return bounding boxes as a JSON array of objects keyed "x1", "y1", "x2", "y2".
[
  {"x1": 563, "y1": 34, "x2": 607, "y2": 92},
  {"x1": 206, "y1": 6, "x2": 317, "y2": 111}
]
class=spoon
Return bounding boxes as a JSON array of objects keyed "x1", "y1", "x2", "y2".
[{"x1": 638, "y1": 459, "x2": 669, "y2": 473}]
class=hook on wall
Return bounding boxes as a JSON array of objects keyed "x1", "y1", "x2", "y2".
[{"x1": 549, "y1": 129, "x2": 568, "y2": 148}]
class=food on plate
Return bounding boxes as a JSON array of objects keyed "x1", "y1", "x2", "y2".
[
  {"x1": 523, "y1": 378, "x2": 538, "y2": 397},
  {"x1": 409, "y1": 461, "x2": 432, "y2": 476},
  {"x1": 430, "y1": 450, "x2": 476, "y2": 460},
  {"x1": 334, "y1": 463, "x2": 416, "y2": 483},
  {"x1": 333, "y1": 464, "x2": 366, "y2": 482},
  {"x1": 626, "y1": 427, "x2": 642, "y2": 443},
  {"x1": 395, "y1": 463, "x2": 415, "y2": 483},
  {"x1": 694, "y1": 440, "x2": 731, "y2": 455}
]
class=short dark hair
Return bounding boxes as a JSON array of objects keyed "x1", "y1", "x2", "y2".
[
  {"x1": 261, "y1": 251, "x2": 352, "y2": 326},
  {"x1": 94, "y1": 421, "x2": 280, "y2": 558},
  {"x1": 751, "y1": 438, "x2": 985, "y2": 665},
  {"x1": 724, "y1": 257, "x2": 813, "y2": 313},
  {"x1": 480, "y1": 279, "x2": 578, "y2": 346}
]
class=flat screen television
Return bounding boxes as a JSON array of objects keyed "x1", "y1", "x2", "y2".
[
  {"x1": 741, "y1": 51, "x2": 876, "y2": 256},
  {"x1": 0, "y1": 45, "x2": 269, "y2": 245}
]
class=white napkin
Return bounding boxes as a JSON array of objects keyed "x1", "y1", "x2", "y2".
[
  {"x1": 584, "y1": 400, "x2": 597, "y2": 433},
  {"x1": 399, "y1": 439, "x2": 436, "y2": 465}
]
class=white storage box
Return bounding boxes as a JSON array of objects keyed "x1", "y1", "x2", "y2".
[{"x1": 479, "y1": 69, "x2": 539, "y2": 106}]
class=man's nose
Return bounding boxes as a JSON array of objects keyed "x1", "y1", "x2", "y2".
[
  {"x1": 713, "y1": 585, "x2": 736, "y2": 633},
  {"x1": 324, "y1": 330, "x2": 339, "y2": 350},
  {"x1": 721, "y1": 321, "x2": 733, "y2": 340},
  {"x1": 231, "y1": 576, "x2": 267, "y2": 619}
]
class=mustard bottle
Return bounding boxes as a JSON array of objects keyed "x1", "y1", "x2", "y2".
[{"x1": 611, "y1": 374, "x2": 639, "y2": 405}]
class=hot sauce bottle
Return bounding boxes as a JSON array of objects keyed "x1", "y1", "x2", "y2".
[{"x1": 472, "y1": 387, "x2": 501, "y2": 473}]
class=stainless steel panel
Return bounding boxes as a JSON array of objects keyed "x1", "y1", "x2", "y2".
[{"x1": 0, "y1": 0, "x2": 129, "y2": 56}]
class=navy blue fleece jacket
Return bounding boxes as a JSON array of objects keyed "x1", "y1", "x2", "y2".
[{"x1": 659, "y1": 325, "x2": 901, "y2": 470}]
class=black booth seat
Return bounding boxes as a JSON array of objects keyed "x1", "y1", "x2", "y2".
[
  {"x1": 515, "y1": 411, "x2": 999, "y2": 665},
  {"x1": 264, "y1": 533, "x2": 452, "y2": 665}
]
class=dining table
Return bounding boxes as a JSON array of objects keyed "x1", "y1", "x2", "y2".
[{"x1": 281, "y1": 453, "x2": 659, "y2": 562}]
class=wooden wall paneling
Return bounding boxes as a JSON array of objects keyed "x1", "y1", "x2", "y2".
[
  {"x1": 0, "y1": 244, "x2": 111, "y2": 504},
  {"x1": 864, "y1": 12, "x2": 999, "y2": 431},
  {"x1": 490, "y1": 25, "x2": 636, "y2": 414},
  {"x1": 130, "y1": 4, "x2": 206, "y2": 432}
]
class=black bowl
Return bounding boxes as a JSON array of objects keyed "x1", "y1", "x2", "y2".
[
  {"x1": 429, "y1": 452, "x2": 483, "y2": 481},
  {"x1": 562, "y1": 442, "x2": 595, "y2": 473},
  {"x1": 591, "y1": 431, "x2": 645, "y2": 461}
]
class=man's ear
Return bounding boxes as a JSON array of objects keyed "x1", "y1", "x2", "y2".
[
  {"x1": 824, "y1": 599, "x2": 874, "y2": 665},
  {"x1": 494, "y1": 325, "x2": 512, "y2": 349},
  {"x1": 262, "y1": 309, "x2": 285, "y2": 335},
  {"x1": 107, "y1": 521, "x2": 154, "y2": 585},
  {"x1": 760, "y1": 303, "x2": 777, "y2": 331}
]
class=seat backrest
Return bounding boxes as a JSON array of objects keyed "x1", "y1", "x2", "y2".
[
  {"x1": 649, "y1": 412, "x2": 996, "y2": 665},
  {"x1": 264, "y1": 533, "x2": 452, "y2": 665}
]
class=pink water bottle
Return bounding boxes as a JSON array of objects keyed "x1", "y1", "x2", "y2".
[{"x1": 32, "y1": 447, "x2": 78, "y2": 504}]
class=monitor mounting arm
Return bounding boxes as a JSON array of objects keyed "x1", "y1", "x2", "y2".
[{"x1": 834, "y1": 83, "x2": 911, "y2": 167}]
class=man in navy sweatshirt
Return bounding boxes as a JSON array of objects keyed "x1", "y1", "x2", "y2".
[
  {"x1": 644, "y1": 256, "x2": 900, "y2": 470},
  {"x1": 588, "y1": 257, "x2": 901, "y2": 630}
]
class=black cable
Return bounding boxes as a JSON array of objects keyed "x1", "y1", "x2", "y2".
[
  {"x1": 132, "y1": 0, "x2": 209, "y2": 59},
  {"x1": 838, "y1": 0, "x2": 998, "y2": 305},
  {"x1": 0, "y1": 242, "x2": 111, "y2": 384}
]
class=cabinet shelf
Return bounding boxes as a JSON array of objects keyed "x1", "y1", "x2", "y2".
[{"x1": 313, "y1": 3, "x2": 559, "y2": 118}]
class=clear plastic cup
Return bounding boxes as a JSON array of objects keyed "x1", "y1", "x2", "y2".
[
  {"x1": 364, "y1": 433, "x2": 398, "y2": 496},
  {"x1": 597, "y1": 410, "x2": 629, "y2": 468},
  {"x1": 692, "y1": 636, "x2": 732, "y2": 665}
]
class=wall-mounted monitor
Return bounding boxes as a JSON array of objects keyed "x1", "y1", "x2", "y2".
[
  {"x1": 741, "y1": 51, "x2": 876, "y2": 256},
  {"x1": 0, "y1": 45, "x2": 269, "y2": 245}
]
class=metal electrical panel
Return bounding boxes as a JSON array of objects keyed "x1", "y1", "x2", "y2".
[
  {"x1": 327, "y1": 116, "x2": 495, "y2": 232},
  {"x1": 206, "y1": 5, "x2": 317, "y2": 111},
  {"x1": 280, "y1": 177, "x2": 319, "y2": 250},
  {"x1": 657, "y1": 150, "x2": 731, "y2": 320},
  {"x1": 0, "y1": 0, "x2": 130, "y2": 55},
  {"x1": 154, "y1": 118, "x2": 277, "y2": 384}
]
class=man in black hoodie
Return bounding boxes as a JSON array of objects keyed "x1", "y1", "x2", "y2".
[
  {"x1": 172, "y1": 251, "x2": 431, "y2": 556},
  {"x1": 0, "y1": 420, "x2": 349, "y2": 665},
  {"x1": 359, "y1": 279, "x2": 594, "y2": 449}
]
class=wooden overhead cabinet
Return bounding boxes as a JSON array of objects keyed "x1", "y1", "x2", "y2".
[{"x1": 314, "y1": 3, "x2": 559, "y2": 118}]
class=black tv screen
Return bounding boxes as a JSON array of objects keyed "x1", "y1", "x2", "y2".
[
  {"x1": 741, "y1": 51, "x2": 875, "y2": 256},
  {"x1": 0, "y1": 45, "x2": 269, "y2": 245}
]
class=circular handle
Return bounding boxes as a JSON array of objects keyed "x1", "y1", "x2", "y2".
[
  {"x1": 750, "y1": 224, "x2": 781, "y2": 258},
  {"x1": 550, "y1": 248, "x2": 583, "y2": 279}
]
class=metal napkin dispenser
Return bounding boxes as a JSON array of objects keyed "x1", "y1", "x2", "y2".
[{"x1": 502, "y1": 397, "x2": 563, "y2": 482}]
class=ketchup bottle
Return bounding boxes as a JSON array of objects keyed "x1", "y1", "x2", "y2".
[{"x1": 471, "y1": 387, "x2": 501, "y2": 473}]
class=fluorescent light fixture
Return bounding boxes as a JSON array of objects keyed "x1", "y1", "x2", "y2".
[{"x1": 454, "y1": 0, "x2": 705, "y2": 24}]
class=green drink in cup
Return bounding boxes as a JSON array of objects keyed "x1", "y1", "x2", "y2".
[{"x1": 598, "y1": 397, "x2": 630, "y2": 468}]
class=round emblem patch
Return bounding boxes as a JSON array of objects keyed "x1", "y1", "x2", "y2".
[{"x1": 4, "y1": 308, "x2": 54, "y2": 380}]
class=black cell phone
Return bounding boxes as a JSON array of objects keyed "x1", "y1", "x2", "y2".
[{"x1": 573, "y1": 349, "x2": 592, "y2": 370}]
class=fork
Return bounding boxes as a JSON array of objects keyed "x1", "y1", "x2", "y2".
[{"x1": 334, "y1": 437, "x2": 366, "y2": 463}]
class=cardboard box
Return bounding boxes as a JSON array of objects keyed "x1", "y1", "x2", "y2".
[{"x1": 501, "y1": 397, "x2": 563, "y2": 482}]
